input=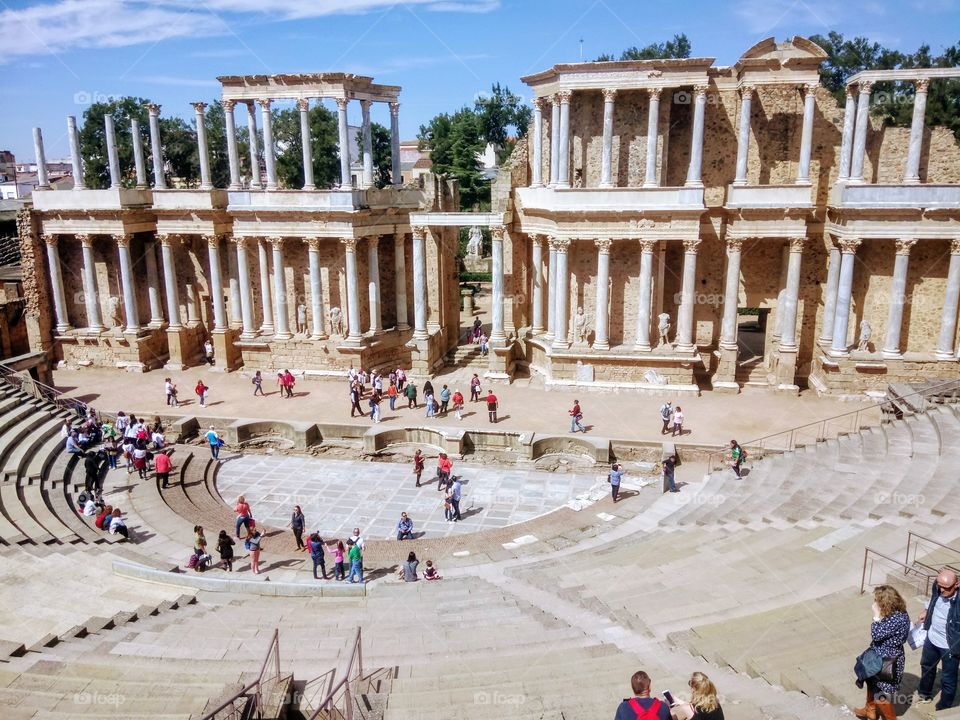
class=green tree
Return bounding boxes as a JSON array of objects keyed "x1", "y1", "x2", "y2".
[
  {"x1": 419, "y1": 107, "x2": 488, "y2": 210},
  {"x1": 273, "y1": 104, "x2": 341, "y2": 189},
  {"x1": 474, "y1": 83, "x2": 532, "y2": 164},
  {"x1": 159, "y1": 116, "x2": 199, "y2": 187},
  {"x1": 596, "y1": 33, "x2": 692, "y2": 62},
  {"x1": 201, "y1": 101, "x2": 231, "y2": 189},
  {"x1": 79, "y1": 97, "x2": 150, "y2": 188}
]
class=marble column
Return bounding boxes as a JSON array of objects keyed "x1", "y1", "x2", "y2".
[
  {"x1": 819, "y1": 242, "x2": 842, "y2": 345},
  {"x1": 557, "y1": 91, "x2": 572, "y2": 189},
  {"x1": 77, "y1": 234, "x2": 104, "y2": 332},
  {"x1": 830, "y1": 238, "x2": 862, "y2": 354},
  {"x1": 635, "y1": 239, "x2": 656, "y2": 351},
  {"x1": 491, "y1": 227, "x2": 506, "y2": 342},
  {"x1": 551, "y1": 238, "x2": 571, "y2": 349},
  {"x1": 412, "y1": 227, "x2": 428, "y2": 339},
  {"x1": 837, "y1": 86, "x2": 857, "y2": 182},
  {"x1": 361, "y1": 100, "x2": 374, "y2": 188},
  {"x1": 367, "y1": 236, "x2": 383, "y2": 335},
  {"x1": 531, "y1": 235, "x2": 545, "y2": 333},
  {"x1": 883, "y1": 238, "x2": 917, "y2": 358},
  {"x1": 33, "y1": 128, "x2": 49, "y2": 189},
  {"x1": 593, "y1": 238, "x2": 612, "y2": 350},
  {"x1": 145, "y1": 103, "x2": 166, "y2": 189},
  {"x1": 394, "y1": 233, "x2": 409, "y2": 330},
  {"x1": 160, "y1": 235, "x2": 181, "y2": 329},
  {"x1": 545, "y1": 241, "x2": 557, "y2": 340},
  {"x1": 343, "y1": 238, "x2": 363, "y2": 342},
  {"x1": 796, "y1": 84, "x2": 818, "y2": 185},
  {"x1": 599, "y1": 89, "x2": 616, "y2": 188},
  {"x1": 531, "y1": 98, "x2": 544, "y2": 187},
  {"x1": 223, "y1": 100, "x2": 241, "y2": 190},
  {"x1": 849, "y1": 81, "x2": 874, "y2": 183},
  {"x1": 206, "y1": 234, "x2": 226, "y2": 331},
  {"x1": 936, "y1": 239, "x2": 960, "y2": 360},
  {"x1": 779, "y1": 237, "x2": 805, "y2": 351},
  {"x1": 191, "y1": 102, "x2": 212, "y2": 190},
  {"x1": 644, "y1": 89, "x2": 662, "y2": 188},
  {"x1": 67, "y1": 116, "x2": 85, "y2": 190},
  {"x1": 390, "y1": 102, "x2": 402, "y2": 186},
  {"x1": 904, "y1": 79, "x2": 929, "y2": 184},
  {"x1": 186, "y1": 282, "x2": 200, "y2": 326},
  {"x1": 549, "y1": 96, "x2": 561, "y2": 187},
  {"x1": 144, "y1": 240, "x2": 163, "y2": 328},
  {"x1": 115, "y1": 235, "x2": 140, "y2": 333},
  {"x1": 104, "y1": 115, "x2": 121, "y2": 188},
  {"x1": 298, "y1": 98, "x2": 315, "y2": 190},
  {"x1": 733, "y1": 85, "x2": 754, "y2": 185},
  {"x1": 235, "y1": 238, "x2": 256, "y2": 339},
  {"x1": 258, "y1": 239, "x2": 274, "y2": 335},
  {"x1": 720, "y1": 238, "x2": 743, "y2": 350},
  {"x1": 227, "y1": 249, "x2": 241, "y2": 328},
  {"x1": 676, "y1": 238, "x2": 701, "y2": 352},
  {"x1": 270, "y1": 238, "x2": 291, "y2": 339},
  {"x1": 130, "y1": 118, "x2": 148, "y2": 189},
  {"x1": 306, "y1": 238, "x2": 327, "y2": 339},
  {"x1": 43, "y1": 236, "x2": 71, "y2": 332},
  {"x1": 246, "y1": 102, "x2": 261, "y2": 189},
  {"x1": 336, "y1": 98, "x2": 352, "y2": 190},
  {"x1": 685, "y1": 86, "x2": 708, "y2": 187},
  {"x1": 258, "y1": 99, "x2": 278, "y2": 190}
]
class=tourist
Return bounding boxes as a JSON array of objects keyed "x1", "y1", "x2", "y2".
[
  {"x1": 671, "y1": 673, "x2": 724, "y2": 720},
  {"x1": 82, "y1": 492, "x2": 98, "y2": 516},
  {"x1": 204, "y1": 338, "x2": 214, "y2": 365},
  {"x1": 612, "y1": 670, "x2": 671, "y2": 720},
  {"x1": 424, "y1": 390, "x2": 435, "y2": 418},
  {"x1": 150, "y1": 426, "x2": 165, "y2": 450},
  {"x1": 443, "y1": 491, "x2": 454, "y2": 522},
  {"x1": 659, "y1": 401, "x2": 673, "y2": 435},
  {"x1": 217, "y1": 530, "x2": 235, "y2": 571},
  {"x1": 396, "y1": 367, "x2": 406, "y2": 391},
  {"x1": 308, "y1": 532, "x2": 328, "y2": 580},
  {"x1": 452, "y1": 389, "x2": 464, "y2": 420},
  {"x1": 470, "y1": 373, "x2": 481, "y2": 402},
  {"x1": 194, "y1": 525, "x2": 207, "y2": 557},
  {"x1": 569, "y1": 399, "x2": 585, "y2": 433},
  {"x1": 109, "y1": 509, "x2": 129, "y2": 540},
  {"x1": 103, "y1": 435, "x2": 118, "y2": 471},
  {"x1": 114, "y1": 411, "x2": 129, "y2": 436},
  {"x1": 234, "y1": 495, "x2": 252, "y2": 537},
  {"x1": 95, "y1": 504, "x2": 113, "y2": 530},
  {"x1": 132, "y1": 440, "x2": 149, "y2": 480},
  {"x1": 413, "y1": 449, "x2": 425, "y2": 487},
  {"x1": 369, "y1": 392, "x2": 381, "y2": 423},
  {"x1": 246, "y1": 528, "x2": 263, "y2": 574},
  {"x1": 65, "y1": 432, "x2": 82, "y2": 455},
  {"x1": 206, "y1": 425, "x2": 223, "y2": 460},
  {"x1": 423, "y1": 560, "x2": 442, "y2": 581},
  {"x1": 916, "y1": 569, "x2": 960, "y2": 710},
  {"x1": 473, "y1": 317, "x2": 482, "y2": 342},
  {"x1": 397, "y1": 512, "x2": 414, "y2": 541},
  {"x1": 450, "y1": 477, "x2": 462, "y2": 522},
  {"x1": 486, "y1": 389, "x2": 498, "y2": 423},
  {"x1": 334, "y1": 540, "x2": 346, "y2": 581},
  {"x1": 436, "y1": 452, "x2": 452, "y2": 491},
  {"x1": 479, "y1": 333, "x2": 488, "y2": 356},
  {"x1": 283, "y1": 369, "x2": 296, "y2": 397},
  {"x1": 404, "y1": 380, "x2": 418, "y2": 409},
  {"x1": 373, "y1": 370, "x2": 383, "y2": 395},
  {"x1": 290, "y1": 505, "x2": 306, "y2": 551},
  {"x1": 673, "y1": 406, "x2": 685, "y2": 437},
  {"x1": 439, "y1": 385, "x2": 451, "y2": 416},
  {"x1": 663, "y1": 454, "x2": 678, "y2": 493},
  {"x1": 252, "y1": 370, "x2": 264, "y2": 396},
  {"x1": 855, "y1": 585, "x2": 910, "y2": 719},
  {"x1": 608, "y1": 463, "x2": 625, "y2": 503},
  {"x1": 277, "y1": 371, "x2": 287, "y2": 398},
  {"x1": 423, "y1": 380, "x2": 434, "y2": 399},
  {"x1": 347, "y1": 538, "x2": 363, "y2": 583},
  {"x1": 195, "y1": 380, "x2": 209, "y2": 408},
  {"x1": 387, "y1": 380, "x2": 398, "y2": 411},
  {"x1": 350, "y1": 382, "x2": 365, "y2": 417},
  {"x1": 400, "y1": 551, "x2": 419, "y2": 582},
  {"x1": 164, "y1": 377, "x2": 178, "y2": 406},
  {"x1": 121, "y1": 438, "x2": 135, "y2": 473},
  {"x1": 730, "y1": 440, "x2": 746, "y2": 478},
  {"x1": 83, "y1": 451, "x2": 100, "y2": 493}
]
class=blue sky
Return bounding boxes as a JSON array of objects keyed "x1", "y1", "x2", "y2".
[{"x1": 1, "y1": 0, "x2": 958, "y2": 161}]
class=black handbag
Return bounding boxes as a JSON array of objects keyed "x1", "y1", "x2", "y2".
[{"x1": 877, "y1": 656, "x2": 896, "y2": 683}]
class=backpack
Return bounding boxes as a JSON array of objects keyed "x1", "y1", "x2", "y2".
[
  {"x1": 627, "y1": 698, "x2": 662, "y2": 720},
  {"x1": 660, "y1": 404, "x2": 671, "y2": 421}
]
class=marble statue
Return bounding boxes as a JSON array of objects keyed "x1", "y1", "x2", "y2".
[
  {"x1": 296, "y1": 303, "x2": 307, "y2": 334},
  {"x1": 857, "y1": 320, "x2": 872, "y2": 352},
  {"x1": 657, "y1": 313, "x2": 672, "y2": 348},
  {"x1": 573, "y1": 306, "x2": 591, "y2": 345},
  {"x1": 466, "y1": 226, "x2": 483, "y2": 257},
  {"x1": 573, "y1": 168, "x2": 584, "y2": 189},
  {"x1": 329, "y1": 306, "x2": 343, "y2": 337},
  {"x1": 106, "y1": 296, "x2": 122, "y2": 329}
]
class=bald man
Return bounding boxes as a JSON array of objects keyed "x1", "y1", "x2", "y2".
[{"x1": 917, "y1": 569, "x2": 960, "y2": 709}]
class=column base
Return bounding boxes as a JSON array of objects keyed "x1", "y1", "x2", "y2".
[
  {"x1": 551, "y1": 339, "x2": 570, "y2": 350},
  {"x1": 240, "y1": 331, "x2": 259, "y2": 341},
  {"x1": 731, "y1": 179, "x2": 747, "y2": 186},
  {"x1": 827, "y1": 347, "x2": 850, "y2": 358},
  {"x1": 642, "y1": 181, "x2": 659, "y2": 188},
  {"x1": 148, "y1": 320, "x2": 165, "y2": 330},
  {"x1": 634, "y1": 342, "x2": 652, "y2": 352},
  {"x1": 556, "y1": 182, "x2": 571, "y2": 189},
  {"x1": 817, "y1": 336, "x2": 834, "y2": 347},
  {"x1": 302, "y1": 184, "x2": 317, "y2": 191},
  {"x1": 592, "y1": 341, "x2": 610, "y2": 351},
  {"x1": 531, "y1": 326, "x2": 545, "y2": 335},
  {"x1": 935, "y1": 351, "x2": 958, "y2": 361},
  {"x1": 675, "y1": 343, "x2": 696, "y2": 353},
  {"x1": 598, "y1": 182, "x2": 613, "y2": 189},
  {"x1": 259, "y1": 326, "x2": 275, "y2": 337},
  {"x1": 719, "y1": 341, "x2": 738, "y2": 352},
  {"x1": 412, "y1": 330, "x2": 429, "y2": 340},
  {"x1": 683, "y1": 180, "x2": 703, "y2": 188},
  {"x1": 903, "y1": 176, "x2": 920, "y2": 185},
  {"x1": 793, "y1": 178, "x2": 812, "y2": 186},
  {"x1": 310, "y1": 332, "x2": 330, "y2": 341},
  {"x1": 273, "y1": 331, "x2": 294, "y2": 341},
  {"x1": 882, "y1": 350, "x2": 903, "y2": 360},
  {"x1": 397, "y1": 323, "x2": 411, "y2": 332},
  {"x1": 55, "y1": 324, "x2": 73, "y2": 334},
  {"x1": 490, "y1": 333, "x2": 507, "y2": 344},
  {"x1": 778, "y1": 342, "x2": 798, "y2": 353}
]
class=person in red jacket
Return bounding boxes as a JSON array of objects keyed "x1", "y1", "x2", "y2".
[
  {"x1": 436, "y1": 452, "x2": 453, "y2": 492},
  {"x1": 569, "y1": 399, "x2": 585, "y2": 433},
  {"x1": 486, "y1": 390, "x2": 498, "y2": 423},
  {"x1": 155, "y1": 450, "x2": 173, "y2": 489},
  {"x1": 413, "y1": 449, "x2": 425, "y2": 488}
]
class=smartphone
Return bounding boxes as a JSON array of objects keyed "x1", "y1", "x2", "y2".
[{"x1": 662, "y1": 690, "x2": 675, "y2": 706}]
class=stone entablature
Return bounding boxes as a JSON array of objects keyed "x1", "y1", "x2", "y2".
[
  {"x1": 521, "y1": 58, "x2": 713, "y2": 96},
  {"x1": 217, "y1": 72, "x2": 400, "y2": 103}
]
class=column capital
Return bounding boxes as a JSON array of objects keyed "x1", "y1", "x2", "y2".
[
  {"x1": 341, "y1": 237, "x2": 359, "y2": 251},
  {"x1": 268, "y1": 237, "x2": 285, "y2": 249},
  {"x1": 555, "y1": 90, "x2": 572, "y2": 104},
  {"x1": 360, "y1": 98, "x2": 372, "y2": 111},
  {"x1": 682, "y1": 238, "x2": 702, "y2": 253},
  {"x1": 857, "y1": 80, "x2": 874, "y2": 94},
  {"x1": 144, "y1": 103, "x2": 161, "y2": 116},
  {"x1": 305, "y1": 236, "x2": 321, "y2": 251},
  {"x1": 951, "y1": 238, "x2": 960, "y2": 255},
  {"x1": 256, "y1": 98, "x2": 272, "y2": 110},
  {"x1": 531, "y1": 233, "x2": 545, "y2": 247},
  {"x1": 895, "y1": 238, "x2": 918, "y2": 255},
  {"x1": 233, "y1": 236, "x2": 250, "y2": 250},
  {"x1": 595, "y1": 238, "x2": 612, "y2": 253},
  {"x1": 602, "y1": 88, "x2": 617, "y2": 102},
  {"x1": 646, "y1": 87, "x2": 662, "y2": 100},
  {"x1": 838, "y1": 238, "x2": 862, "y2": 254},
  {"x1": 801, "y1": 83, "x2": 819, "y2": 96},
  {"x1": 844, "y1": 84, "x2": 856, "y2": 99},
  {"x1": 491, "y1": 226, "x2": 506, "y2": 242},
  {"x1": 113, "y1": 234, "x2": 131, "y2": 248},
  {"x1": 296, "y1": 98, "x2": 310, "y2": 112},
  {"x1": 726, "y1": 237, "x2": 744, "y2": 252},
  {"x1": 549, "y1": 237, "x2": 571, "y2": 252},
  {"x1": 411, "y1": 225, "x2": 428, "y2": 238},
  {"x1": 738, "y1": 84, "x2": 756, "y2": 98},
  {"x1": 366, "y1": 235, "x2": 380, "y2": 249},
  {"x1": 532, "y1": 96, "x2": 545, "y2": 112},
  {"x1": 191, "y1": 101, "x2": 207, "y2": 113},
  {"x1": 788, "y1": 236, "x2": 806, "y2": 252},
  {"x1": 42, "y1": 234, "x2": 58, "y2": 247},
  {"x1": 915, "y1": 78, "x2": 931, "y2": 93},
  {"x1": 693, "y1": 85, "x2": 709, "y2": 98},
  {"x1": 203, "y1": 233, "x2": 221, "y2": 248},
  {"x1": 223, "y1": 99, "x2": 236, "y2": 111},
  {"x1": 158, "y1": 233, "x2": 176, "y2": 247},
  {"x1": 335, "y1": 97, "x2": 349, "y2": 111},
  {"x1": 76, "y1": 233, "x2": 94, "y2": 248},
  {"x1": 389, "y1": 101, "x2": 400, "y2": 116},
  {"x1": 639, "y1": 238, "x2": 657, "y2": 253}
]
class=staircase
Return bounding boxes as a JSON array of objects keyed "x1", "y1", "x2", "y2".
[{"x1": 444, "y1": 343, "x2": 487, "y2": 370}]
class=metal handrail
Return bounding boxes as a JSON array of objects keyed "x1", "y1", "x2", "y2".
[
  {"x1": 905, "y1": 531, "x2": 960, "y2": 571},
  {"x1": 307, "y1": 628, "x2": 364, "y2": 720},
  {"x1": 860, "y1": 547, "x2": 938, "y2": 596},
  {"x1": 0, "y1": 361, "x2": 116, "y2": 421},
  {"x1": 201, "y1": 628, "x2": 281, "y2": 720},
  {"x1": 704, "y1": 378, "x2": 960, "y2": 474}
]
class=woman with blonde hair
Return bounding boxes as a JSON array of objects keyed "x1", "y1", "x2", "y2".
[
  {"x1": 672, "y1": 672, "x2": 723, "y2": 719},
  {"x1": 856, "y1": 585, "x2": 910, "y2": 720}
]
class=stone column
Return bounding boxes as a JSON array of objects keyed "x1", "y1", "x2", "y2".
[
  {"x1": 557, "y1": 91, "x2": 572, "y2": 189},
  {"x1": 904, "y1": 79, "x2": 929, "y2": 184},
  {"x1": 796, "y1": 84, "x2": 818, "y2": 185},
  {"x1": 936, "y1": 239, "x2": 960, "y2": 360},
  {"x1": 685, "y1": 86, "x2": 708, "y2": 187},
  {"x1": 297, "y1": 98, "x2": 315, "y2": 190},
  {"x1": 336, "y1": 98, "x2": 352, "y2": 190},
  {"x1": 390, "y1": 102, "x2": 402, "y2": 186},
  {"x1": 342, "y1": 238, "x2": 363, "y2": 342},
  {"x1": 115, "y1": 234, "x2": 140, "y2": 333},
  {"x1": 733, "y1": 85, "x2": 754, "y2": 185},
  {"x1": 185, "y1": 281, "x2": 200, "y2": 326},
  {"x1": 366, "y1": 236, "x2": 383, "y2": 335},
  {"x1": 491, "y1": 227, "x2": 506, "y2": 342},
  {"x1": 599, "y1": 89, "x2": 616, "y2": 188},
  {"x1": 77, "y1": 234, "x2": 104, "y2": 332},
  {"x1": 644, "y1": 89, "x2": 662, "y2": 188},
  {"x1": 258, "y1": 239, "x2": 274, "y2": 335},
  {"x1": 593, "y1": 238, "x2": 612, "y2": 350},
  {"x1": 849, "y1": 81, "x2": 873, "y2": 183},
  {"x1": 720, "y1": 238, "x2": 743, "y2": 350},
  {"x1": 394, "y1": 233, "x2": 409, "y2": 330},
  {"x1": 361, "y1": 100, "x2": 374, "y2": 188},
  {"x1": 635, "y1": 239, "x2": 656, "y2": 351},
  {"x1": 246, "y1": 102, "x2": 261, "y2": 189},
  {"x1": 43, "y1": 236, "x2": 71, "y2": 332},
  {"x1": 779, "y1": 237, "x2": 805, "y2": 351},
  {"x1": 145, "y1": 103, "x2": 166, "y2": 189},
  {"x1": 305, "y1": 238, "x2": 327, "y2": 339},
  {"x1": 531, "y1": 98, "x2": 544, "y2": 187},
  {"x1": 551, "y1": 238, "x2": 571, "y2": 349},
  {"x1": 549, "y1": 96, "x2": 561, "y2": 187},
  {"x1": 235, "y1": 238, "x2": 256, "y2": 339},
  {"x1": 819, "y1": 242, "x2": 842, "y2": 345},
  {"x1": 160, "y1": 235, "x2": 181, "y2": 329},
  {"x1": 545, "y1": 241, "x2": 557, "y2": 340},
  {"x1": 412, "y1": 227, "x2": 428, "y2": 339},
  {"x1": 205, "y1": 234, "x2": 226, "y2": 331},
  {"x1": 676, "y1": 238, "x2": 701, "y2": 352},
  {"x1": 67, "y1": 116, "x2": 85, "y2": 190},
  {"x1": 227, "y1": 249, "x2": 241, "y2": 328},
  {"x1": 104, "y1": 115, "x2": 121, "y2": 188},
  {"x1": 130, "y1": 118, "x2": 148, "y2": 189},
  {"x1": 258, "y1": 99, "x2": 278, "y2": 191},
  {"x1": 144, "y1": 240, "x2": 163, "y2": 328},
  {"x1": 270, "y1": 238, "x2": 291, "y2": 339},
  {"x1": 837, "y1": 86, "x2": 857, "y2": 182},
  {"x1": 33, "y1": 128, "x2": 50, "y2": 189},
  {"x1": 223, "y1": 100, "x2": 242, "y2": 190},
  {"x1": 531, "y1": 235, "x2": 545, "y2": 334},
  {"x1": 191, "y1": 102, "x2": 213, "y2": 190},
  {"x1": 830, "y1": 238, "x2": 862, "y2": 354},
  {"x1": 883, "y1": 238, "x2": 917, "y2": 358}
]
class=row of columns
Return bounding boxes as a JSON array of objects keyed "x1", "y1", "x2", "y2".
[{"x1": 529, "y1": 85, "x2": 707, "y2": 189}]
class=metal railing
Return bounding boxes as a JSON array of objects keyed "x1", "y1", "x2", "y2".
[
  {"x1": 0, "y1": 361, "x2": 117, "y2": 421},
  {"x1": 201, "y1": 629, "x2": 282, "y2": 720},
  {"x1": 305, "y1": 628, "x2": 364, "y2": 720},
  {"x1": 704, "y1": 378, "x2": 960, "y2": 474},
  {"x1": 905, "y1": 531, "x2": 960, "y2": 575},
  {"x1": 860, "y1": 547, "x2": 938, "y2": 596}
]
